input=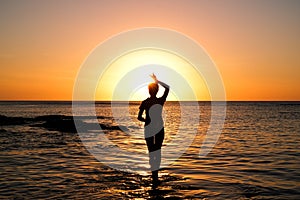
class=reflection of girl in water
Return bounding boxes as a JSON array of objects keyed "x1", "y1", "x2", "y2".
[{"x1": 137, "y1": 73, "x2": 170, "y2": 186}]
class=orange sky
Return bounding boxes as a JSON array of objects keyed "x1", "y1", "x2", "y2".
[{"x1": 0, "y1": 0, "x2": 299, "y2": 101}]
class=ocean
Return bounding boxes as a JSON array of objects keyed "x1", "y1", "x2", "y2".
[{"x1": 0, "y1": 101, "x2": 299, "y2": 199}]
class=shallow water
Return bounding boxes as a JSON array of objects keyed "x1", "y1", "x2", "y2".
[{"x1": 0, "y1": 101, "x2": 299, "y2": 199}]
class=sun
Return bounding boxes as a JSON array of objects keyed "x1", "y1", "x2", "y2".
[
  {"x1": 95, "y1": 48, "x2": 210, "y2": 101},
  {"x1": 128, "y1": 84, "x2": 179, "y2": 101}
]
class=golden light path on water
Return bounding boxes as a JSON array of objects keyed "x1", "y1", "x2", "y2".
[
  {"x1": 95, "y1": 48, "x2": 210, "y2": 101},
  {"x1": 73, "y1": 28, "x2": 226, "y2": 175}
]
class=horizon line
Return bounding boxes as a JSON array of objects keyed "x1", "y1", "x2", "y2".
[{"x1": 0, "y1": 100, "x2": 299, "y2": 102}]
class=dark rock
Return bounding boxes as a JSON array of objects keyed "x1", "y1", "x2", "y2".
[
  {"x1": 0, "y1": 115, "x2": 30, "y2": 126},
  {"x1": 0, "y1": 114, "x2": 129, "y2": 133},
  {"x1": 32, "y1": 115, "x2": 78, "y2": 133}
]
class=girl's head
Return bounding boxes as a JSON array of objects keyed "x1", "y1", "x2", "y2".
[{"x1": 148, "y1": 83, "x2": 158, "y2": 97}]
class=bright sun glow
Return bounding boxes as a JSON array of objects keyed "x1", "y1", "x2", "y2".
[{"x1": 96, "y1": 48, "x2": 210, "y2": 101}]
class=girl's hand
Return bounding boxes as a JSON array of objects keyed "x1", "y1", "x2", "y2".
[{"x1": 150, "y1": 73, "x2": 158, "y2": 83}]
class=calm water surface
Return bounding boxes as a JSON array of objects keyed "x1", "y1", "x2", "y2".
[{"x1": 0, "y1": 102, "x2": 299, "y2": 199}]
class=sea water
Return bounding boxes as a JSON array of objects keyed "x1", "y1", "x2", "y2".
[{"x1": 0, "y1": 101, "x2": 299, "y2": 199}]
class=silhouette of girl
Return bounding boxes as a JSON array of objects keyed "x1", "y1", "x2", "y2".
[{"x1": 137, "y1": 73, "x2": 170, "y2": 186}]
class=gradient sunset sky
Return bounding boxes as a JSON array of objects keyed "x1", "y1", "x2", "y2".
[{"x1": 0, "y1": 0, "x2": 299, "y2": 101}]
